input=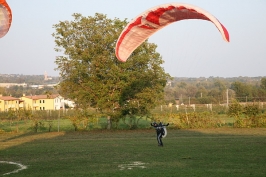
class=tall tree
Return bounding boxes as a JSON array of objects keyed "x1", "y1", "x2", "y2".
[
  {"x1": 260, "y1": 78, "x2": 266, "y2": 90},
  {"x1": 231, "y1": 81, "x2": 253, "y2": 102},
  {"x1": 52, "y1": 13, "x2": 169, "y2": 118}
]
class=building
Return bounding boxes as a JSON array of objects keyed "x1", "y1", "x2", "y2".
[
  {"x1": 0, "y1": 95, "x2": 21, "y2": 111},
  {"x1": 20, "y1": 94, "x2": 65, "y2": 110},
  {"x1": 44, "y1": 71, "x2": 52, "y2": 81},
  {"x1": 63, "y1": 99, "x2": 76, "y2": 109}
]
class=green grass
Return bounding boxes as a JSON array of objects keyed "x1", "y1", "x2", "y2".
[
  {"x1": 1, "y1": 128, "x2": 266, "y2": 177},
  {"x1": 0, "y1": 117, "x2": 153, "y2": 133},
  {"x1": 0, "y1": 114, "x2": 236, "y2": 134}
]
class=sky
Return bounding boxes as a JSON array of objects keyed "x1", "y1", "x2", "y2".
[{"x1": 0, "y1": 0, "x2": 265, "y2": 78}]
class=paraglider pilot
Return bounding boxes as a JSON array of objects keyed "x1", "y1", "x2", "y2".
[{"x1": 151, "y1": 122, "x2": 169, "y2": 147}]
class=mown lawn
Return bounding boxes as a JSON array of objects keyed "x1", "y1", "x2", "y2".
[{"x1": 1, "y1": 128, "x2": 266, "y2": 177}]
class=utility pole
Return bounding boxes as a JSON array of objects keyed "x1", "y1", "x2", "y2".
[{"x1": 226, "y1": 89, "x2": 229, "y2": 108}]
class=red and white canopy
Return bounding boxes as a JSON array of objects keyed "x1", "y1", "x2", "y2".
[
  {"x1": 0, "y1": 0, "x2": 12, "y2": 38},
  {"x1": 116, "y1": 3, "x2": 229, "y2": 62}
]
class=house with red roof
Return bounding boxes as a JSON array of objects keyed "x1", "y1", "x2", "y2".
[
  {"x1": 0, "y1": 95, "x2": 21, "y2": 111},
  {"x1": 20, "y1": 94, "x2": 65, "y2": 110}
]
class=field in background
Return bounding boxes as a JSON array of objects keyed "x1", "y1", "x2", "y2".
[
  {"x1": 1, "y1": 128, "x2": 266, "y2": 176},
  {"x1": 1, "y1": 103, "x2": 266, "y2": 133},
  {"x1": 0, "y1": 104, "x2": 235, "y2": 133}
]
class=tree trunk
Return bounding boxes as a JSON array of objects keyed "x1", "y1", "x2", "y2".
[{"x1": 107, "y1": 116, "x2": 112, "y2": 129}]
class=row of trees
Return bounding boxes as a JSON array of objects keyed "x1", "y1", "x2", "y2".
[
  {"x1": 1, "y1": 76, "x2": 266, "y2": 105},
  {"x1": 0, "y1": 74, "x2": 59, "y2": 85},
  {"x1": 0, "y1": 86, "x2": 57, "y2": 98},
  {"x1": 165, "y1": 77, "x2": 266, "y2": 104},
  {"x1": 2, "y1": 101, "x2": 265, "y2": 133},
  {"x1": 1, "y1": 77, "x2": 266, "y2": 105}
]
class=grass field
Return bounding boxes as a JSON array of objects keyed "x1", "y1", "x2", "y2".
[{"x1": 1, "y1": 128, "x2": 266, "y2": 177}]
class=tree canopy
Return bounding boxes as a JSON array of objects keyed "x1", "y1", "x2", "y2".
[{"x1": 52, "y1": 13, "x2": 169, "y2": 117}]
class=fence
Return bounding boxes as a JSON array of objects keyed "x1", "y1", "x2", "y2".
[
  {"x1": 0, "y1": 109, "x2": 152, "y2": 133},
  {"x1": 155, "y1": 101, "x2": 266, "y2": 114},
  {"x1": 1, "y1": 103, "x2": 266, "y2": 133},
  {"x1": 0, "y1": 114, "x2": 108, "y2": 133}
]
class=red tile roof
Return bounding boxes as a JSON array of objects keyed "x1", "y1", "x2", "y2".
[
  {"x1": 0, "y1": 96, "x2": 20, "y2": 101},
  {"x1": 23, "y1": 94, "x2": 60, "y2": 100}
]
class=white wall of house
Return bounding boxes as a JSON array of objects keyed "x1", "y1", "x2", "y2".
[
  {"x1": 54, "y1": 96, "x2": 65, "y2": 110},
  {"x1": 63, "y1": 99, "x2": 75, "y2": 108}
]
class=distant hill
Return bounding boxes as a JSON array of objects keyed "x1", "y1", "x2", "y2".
[
  {"x1": 1, "y1": 74, "x2": 264, "y2": 86},
  {"x1": 171, "y1": 76, "x2": 264, "y2": 85},
  {"x1": 0, "y1": 74, "x2": 60, "y2": 85}
]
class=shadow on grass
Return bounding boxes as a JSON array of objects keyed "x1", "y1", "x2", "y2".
[
  {"x1": 0, "y1": 131, "x2": 65, "y2": 151},
  {"x1": 1, "y1": 132, "x2": 44, "y2": 143}
]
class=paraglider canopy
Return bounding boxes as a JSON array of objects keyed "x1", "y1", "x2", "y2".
[
  {"x1": 116, "y1": 3, "x2": 229, "y2": 62},
  {"x1": 0, "y1": 0, "x2": 12, "y2": 38}
]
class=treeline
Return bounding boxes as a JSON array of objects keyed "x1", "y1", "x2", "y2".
[
  {"x1": 165, "y1": 76, "x2": 266, "y2": 104},
  {"x1": 0, "y1": 74, "x2": 59, "y2": 85},
  {"x1": 0, "y1": 86, "x2": 58, "y2": 98},
  {"x1": 1, "y1": 101, "x2": 266, "y2": 133},
  {"x1": 1, "y1": 76, "x2": 266, "y2": 103},
  {"x1": 0, "y1": 74, "x2": 60, "y2": 97}
]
